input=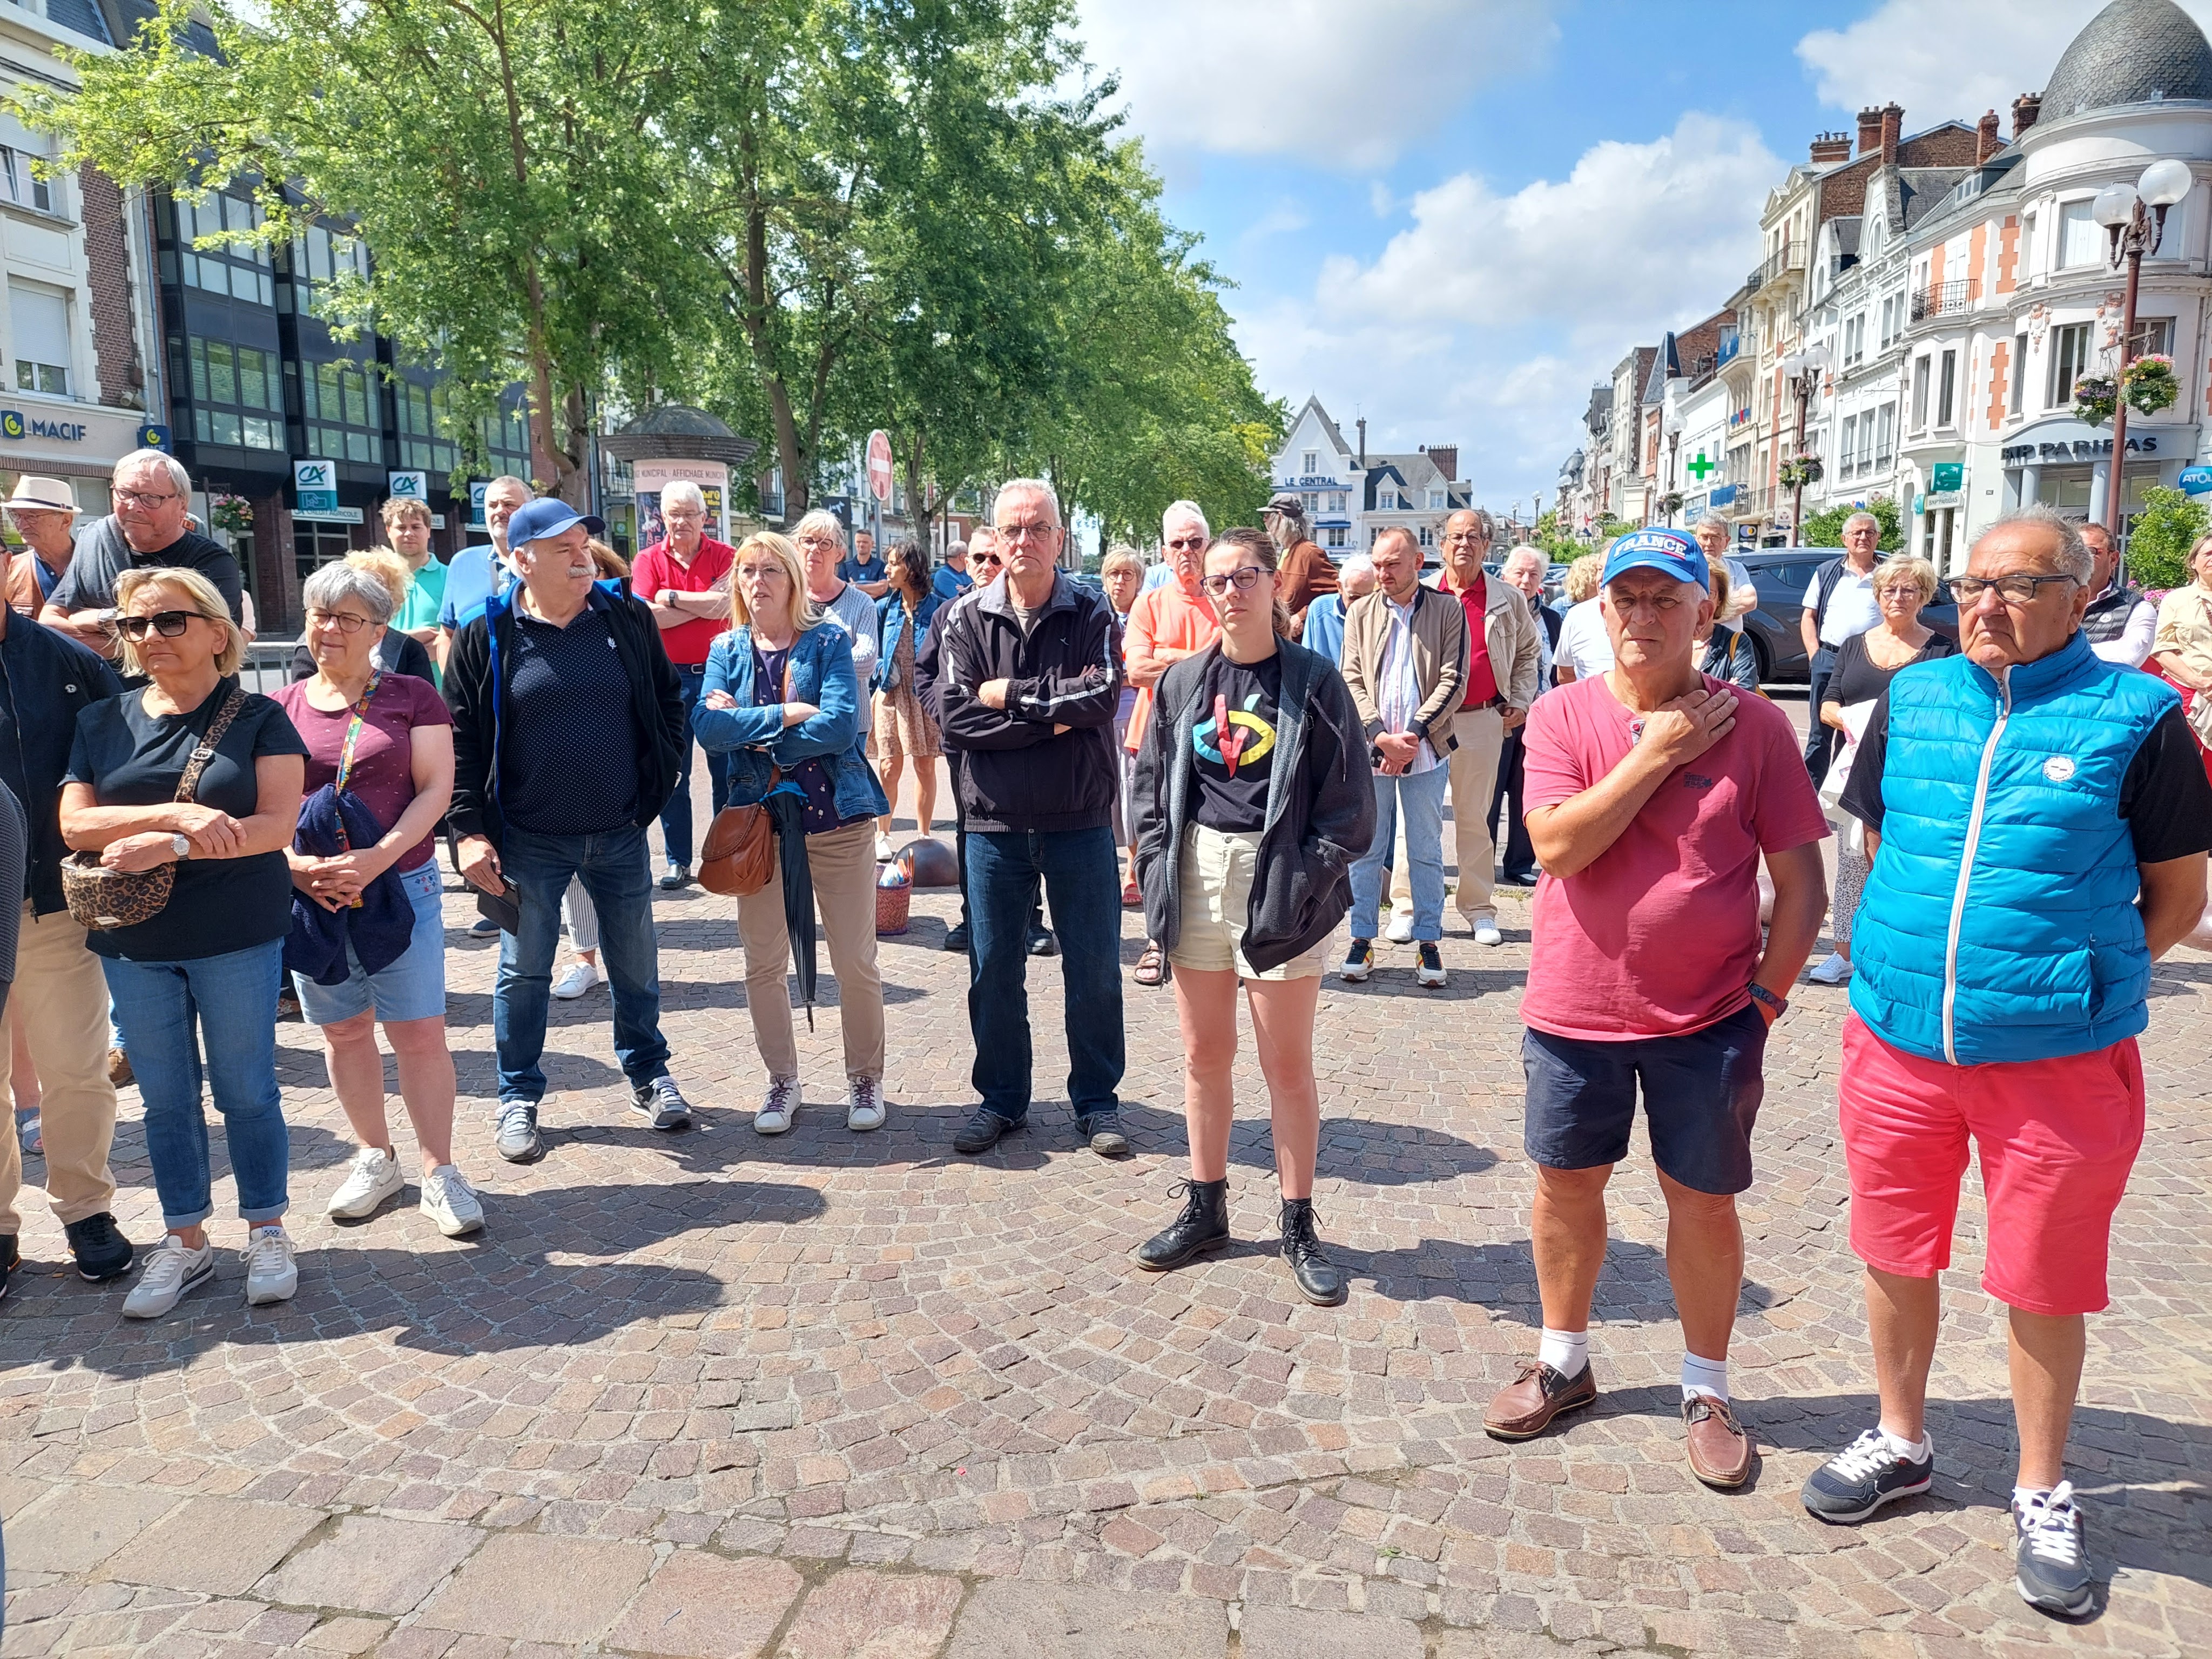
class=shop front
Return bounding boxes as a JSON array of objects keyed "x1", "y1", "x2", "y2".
[
  {"x1": 1999, "y1": 416, "x2": 2199, "y2": 536},
  {"x1": 0, "y1": 400, "x2": 165, "y2": 525}
]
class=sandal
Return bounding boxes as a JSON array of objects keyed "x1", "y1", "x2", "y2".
[
  {"x1": 1122, "y1": 878, "x2": 1142, "y2": 908},
  {"x1": 1134, "y1": 940, "x2": 1170, "y2": 987}
]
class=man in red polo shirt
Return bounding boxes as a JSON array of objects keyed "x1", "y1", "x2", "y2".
[{"x1": 632, "y1": 480, "x2": 736, "y2": 888}]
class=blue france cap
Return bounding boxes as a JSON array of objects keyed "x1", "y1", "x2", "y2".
[
  {"x1": 1601, "y1": 527, "x2": 1709, "y2": 590},
  {"x1": 504, "y1": 498, "x2": 605, "y2": 549}
]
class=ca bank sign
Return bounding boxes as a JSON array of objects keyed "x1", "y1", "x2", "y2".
[{"x1": 0, "y1": 410, "x2": 90, "y2": 443}]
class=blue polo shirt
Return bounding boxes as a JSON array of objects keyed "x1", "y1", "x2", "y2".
[
  {"x1": 837, "y1": 554, "x2": 886, "y2": 587},
  {"x1": 439, "y1": 545, "x2": 516, "y2": 632}
]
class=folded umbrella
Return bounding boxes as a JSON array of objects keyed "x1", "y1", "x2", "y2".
[{"x1": 766, "y1": 781, "x2": 817, "y2": 1030}]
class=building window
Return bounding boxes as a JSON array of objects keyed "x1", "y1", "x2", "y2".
[
  {"x1": 2048, "y1": 322, "x2": 2091, "y2": 407},
  {"x1": 1839, "y1": 414, "x2": 1858, "y2": 473},
  {"x1": 8, "y1": 281, "x2": 69, "y2": 396},
  {"x1": 1936, "y1": 350, "x2": 1957, "y2": 427},
  {"x1": 292, "y1": 224, "x2": 372, "y2": 319},
  {"x1": 1301, "y1": 492, "x2": 1319, "y2": 516},
  {"x1": 1328, "y1": 491, "x2": 1345, "y2": 512},
  {"x1": 301, "y1": 356, "x2": 382, "y2": 463},
  {"x1": 1301, "y1": 450, "x2": 1317, "y2": 474},
  {"x1": 1325, "y1": 525, "x2": 1346, "y2": 549},
  {"x1": 2130, "y1": 316, "x2": 2175, "y2": 360},
  {"x1": 2058, "y1": 201, "x2": 2102, "y2": 269},
  {"x1": 1417, "y1": 525, "x2": 1433, "y2": 547},
  {"x1": 186, "y1": 338, "x2": 282, "y2": 450},
  {"x1": 1875, "y1": 402, "x2": 1895, "y2": 466},
  {"x1": 174, "y1": 192, "x2": 276, "y2": 309},
  {"x1": 1912, "y1": 354, "x2": 1932, "y2": 428},
  {"x1": 0, "y1": 146, "x2": 52, "y2": 214},
  {"x1": 1878, "y1": 294, "x2": 1898, "y2": 349},
  {"x1": 2009, "y1": 332, "x2": 2028, "y2": 415},
  {"x1": 396, "y1": 379, "x2": 458, "y2": 475},
  {"x1": 1427, "y1": 489, "x2": 1446, "y2": 509}
]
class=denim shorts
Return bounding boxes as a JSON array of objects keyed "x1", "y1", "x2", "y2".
[
  {"x1": 294, "y1": 860, "x2": 449, "y2": 1026},
  {"x1": 1521, "y1": 1002, "x2": 1769, "y2": 1195}
]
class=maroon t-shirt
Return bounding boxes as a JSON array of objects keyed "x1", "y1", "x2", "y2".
[{"x1": 273, "y1": 672, "x2": 452, "y2": 871}]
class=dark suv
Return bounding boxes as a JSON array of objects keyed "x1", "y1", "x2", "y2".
[{"x1": 1731, "y1": 547, "x2": 1959, "y2": 684}]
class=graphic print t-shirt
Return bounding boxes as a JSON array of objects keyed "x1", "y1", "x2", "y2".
[{"x1": 1192, "y1": 651, "x2": 1283, "y2": 833}]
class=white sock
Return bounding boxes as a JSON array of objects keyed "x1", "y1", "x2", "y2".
[
  {"x1": 1681, "y1": 1352, "x2": 1729, "y2": 1401},
  {"x1": 2014, "y1": 1483, "x2": 2058, "y2": 1514},
  {"x1": 1880, "y1": 1426, "x2": 1931, "y2": 1462},
  {"x1": 1537, "y1": 1327, "x2": 1588, "y2": 1378}
]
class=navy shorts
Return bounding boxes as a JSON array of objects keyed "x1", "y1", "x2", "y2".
[{"x1": 1521, "y1": 1002, "x2": 1769, "y2": 1195}]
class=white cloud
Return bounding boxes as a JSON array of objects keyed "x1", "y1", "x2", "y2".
[
  {"x1": 1797, "y1": 0, "x2": 2212, "y2": 128},
  {"x1": 1235, "y1": 114, "x2": 1780, "y2": 501},
  {"x1": 1071, "y1": 0, "x2": 1559, "y2": 170}
]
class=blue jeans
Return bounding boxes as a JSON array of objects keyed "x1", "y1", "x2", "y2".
[
  {"x1": 661, "y1": 664, "x2": 734, "y2": 869},
  {"x1": 495, "y1": 824, "x2": 670, "y2": 1104},
  {"x1": 103, "y1": 940, "x2": 289, "y2": 1230},
  {"x1": 967, "y1": 826, "x2": 1124, "y2": 1127},
  {"x1": 1349, "y1": 766, "x2": 1449, "y2": 942}
]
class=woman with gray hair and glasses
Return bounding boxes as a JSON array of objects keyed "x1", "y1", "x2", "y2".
[{"x1": 273, "y1": 559, "x2": 478, "y2": 1237}]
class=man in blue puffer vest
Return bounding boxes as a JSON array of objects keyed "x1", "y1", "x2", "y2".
[{"x1": 1802, "y1": 507, "x2": 2211, "y2": 1618}]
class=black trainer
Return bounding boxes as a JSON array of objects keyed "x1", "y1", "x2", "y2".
[
  {"x1": 1134, "y1": 1179, "x2": 1230, "y2": 1270},
  {"x1": 0, "y1": 1232, "x2": 15, "y2": 1298},
  {"x1": 942, "y1": 922, "x2": 970, "y2": 953},
  {"x1": 1082, "y1": 1110, "x2": 1130, "y2": 1157},
  {"x1": 1801, "y1": 1428, "x2": 1934, "y2": 1523},
  {"x1": 953, "y1": 1108, "x2": 1020, "y2": 1155},
  {"x1": 1027, "y1": 927, "x2": 1057, "y2": 957},
  {"x1": 2013, "y1": 1482, "x2": 2095, "y2": 1617},
  {"x1": 1279, "y1": 1198, "x2": 1347, "y2": 1306},
  {"x1": 64, "y1": 1213, "x2": 137, "y2": 1283}
]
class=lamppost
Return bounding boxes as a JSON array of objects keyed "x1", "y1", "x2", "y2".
[
  {"x1": 1779, "y1": 341, "x2": 1832, "y2": 542},
  {"x1": 2093, "y1": 157, "x2": 2194, "y2": 543},
  {"x1": 1661, "y1": 408, "x2": 1683, "y2": 527}
]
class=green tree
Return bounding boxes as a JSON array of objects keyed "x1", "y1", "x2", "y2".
[
  {"x1": 1799, "y1": 495, "x2": 1904, "y2": 550},
  {"x1": 2125, "y1": 487, "x2": 2207, "y2": 591},
  {"x1": 14, "y1": 0, "x2": 703, "y2": 504}
]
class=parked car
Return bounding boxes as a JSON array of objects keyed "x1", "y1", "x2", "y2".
[{"x1": 1731, "y1": 546, "x2": 1959, "y2": 685}]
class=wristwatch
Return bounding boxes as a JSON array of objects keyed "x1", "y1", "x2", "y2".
[
  {"x1": 1746, "y1": 982, "x2": 1786, "y2": 1020},
  {"x1": 168, "y1": 833, "x2": 191, "y2": 860}
]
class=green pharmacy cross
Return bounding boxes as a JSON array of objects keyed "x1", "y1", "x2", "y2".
[{"x1": 1684, "y1": 450, "x2": 1718, "y2": 482}]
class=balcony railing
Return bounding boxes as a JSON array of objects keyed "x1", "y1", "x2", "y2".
[
  {"x1": 1746, "y1": 241, "x2": 1805, "y2": 295},
  {"x1": 1911, "y1": 280, "x2": 1979, "y2": 322}
]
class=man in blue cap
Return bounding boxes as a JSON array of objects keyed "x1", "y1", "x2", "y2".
[
  {"x1": 444, "y1": 497, "x2": 694, "y2": 1163},
  {"x1": 1481, "y1": 526, "x2": 1829, "y2": 1491}
]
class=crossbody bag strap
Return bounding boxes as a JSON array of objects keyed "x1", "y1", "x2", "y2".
[
  {"x1": 174, "y1": 685, "x2": 248, "y2": 805},
  {"x1": 332, "y1": 667, "x2": 383, "y2": 797}
]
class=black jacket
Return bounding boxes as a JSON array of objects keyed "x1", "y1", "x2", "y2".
[
  {"x1": 938, "y1": 571, "x2": 1123, "y2": 834},
  {"x1": 443, "y1": 582, "x2": 685, "y2": 845},
  {"x1": 1134, "y1": 638, "x2": 1375, "y2": 973},
  {"x1": 0, "y1": 614, "x2": 124, "y2": 916}
]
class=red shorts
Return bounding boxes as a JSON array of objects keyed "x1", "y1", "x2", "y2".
[{"x1": 1837, "y1": 1014, "x2": 2146, "y2": 1316}]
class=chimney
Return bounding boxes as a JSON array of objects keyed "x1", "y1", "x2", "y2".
[
  {"x1": 2013, "y1": 92, "x2": 2042, "y2": 140},
  {"x1": 1810, "y1": 130, "x2": 1852, "y2": 165},
  {"x1": 1857, "y1": 106, "x2": 1883, "y2": 157},
  {"x1": 1879, "y1": 102, "x2": 1903, "y2": 167},
  {"x1": 1356, "y1": 417, "x2": 1366, "y2": 468},
  {"x1": 1977, "y1": 109, "x2": 2002, "y2": 164},
  {"x1": 1426, "y1": 445, "x2": 1459, "y2": 483}
]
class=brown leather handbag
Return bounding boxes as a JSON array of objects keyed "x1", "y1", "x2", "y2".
[
  {"x1": 697, "y1": 769, "x2": 778, "y2": 897},
  {"x1": 62, "y1": 685, "x2": 248, "y2": 931}
]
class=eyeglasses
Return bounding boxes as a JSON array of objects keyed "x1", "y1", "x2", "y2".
[
  {"x1": 1607, "y1": 591, "x2": 1685, "y2": 617},
  {"x1": 997, "y1": 523, "x2": 1056, "y2": 541},
  {"x1": 306, "y1": 608, "x2": 373, "y2": 634},
  {"x1": 793, "y1": 532, "x2": 839, "y2": 548},
  {"x1": 1199, "y1": 566, "x2": 1268, "y2": 597},
  {"x1": 1950, "y1": 573, "x2": 2079, "y2": 605},
  {"x1": 115, "y1": 610, "x2": 197, "y2": 642},
  {"x1": 1441, "y1": 532, "x2": 1486, "y2": 548},
  {"x1": 1165, "y1": 536, "x2": 1206, "y2": 552},
  {"x1": 112, "y1": 490, "x2": 179, "y2": 510}
]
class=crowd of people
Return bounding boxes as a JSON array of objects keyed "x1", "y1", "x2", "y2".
[{"x1": 0, "y1": 453, "x2": 2207, "y2": 1622}]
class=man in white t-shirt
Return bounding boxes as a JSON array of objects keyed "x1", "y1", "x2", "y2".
[{"x1": 1799, "y1": 511, "x2": 1885, "y2": 785}]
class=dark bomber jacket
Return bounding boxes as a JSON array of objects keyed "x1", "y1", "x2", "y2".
[{"x1": 2, "y1": 614, "x2": 124, "y2": 916}]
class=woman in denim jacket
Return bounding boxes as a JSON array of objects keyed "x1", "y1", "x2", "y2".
[{"x1": 695, "y1": 532, "x2": 892, "y2": 1137}]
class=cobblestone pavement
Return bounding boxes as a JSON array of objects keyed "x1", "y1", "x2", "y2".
[{"x1": 3, "y1": 732, "x2": 2209, "y2": 1658}]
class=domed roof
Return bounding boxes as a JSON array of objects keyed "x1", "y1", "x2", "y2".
[
  {"x1": 2041, "y1": 0, "x2": 2212, "y2": 122},
  {"x1": 601, "y1": 404, "x2": 758, "y2": 466}
]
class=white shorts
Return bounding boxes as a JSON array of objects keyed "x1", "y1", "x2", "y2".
[{"x1": 1165, "y1": 823, "x2": 1326, "y2": 981}]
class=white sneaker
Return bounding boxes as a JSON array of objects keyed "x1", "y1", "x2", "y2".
[
  {"x1": 875, "y1": 832, "x2": 895, "y2": 862},
  {"x1": 552, "y1": 960, "x2": 601, "y2": 1000},
  {"x1": 244, "y1": 1224, "x2": 298, "y2": 1306},
  {"x1": 1385, "y1": 907, "x2": 1415, "y2": 944},
  {"x1": 754, "y1": 1077, "x2": 801, "y2": 1136},
  {"x1": 1809, "y1": 952, "x2": 1853, "y2": 985},
  {"x1": 419, "y1": 1165, "x2": 485, "y2": 1237},
  {"x1": 847, "y1": 1076, "x2": 886, "y2": 1132},
  {"x1": 326, "y1": 1145, "x2": 404, "y2": 1220},
  {"x1": 1471, "y1": 918, "x2": 1503, "y2": 946},
  {"x1": 122, "y1": 1235, "x2": 214, "y2": 1319}
]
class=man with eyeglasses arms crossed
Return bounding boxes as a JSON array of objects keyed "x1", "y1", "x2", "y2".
[
  {"x1": 1803, "y1": 508, "x2": 2211, "y2": 1618},
  {"x1": 44, "y1": 450, "x2": 245, "y2": 657}
]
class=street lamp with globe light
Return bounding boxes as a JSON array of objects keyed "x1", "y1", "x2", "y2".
[
  {"x1": 2093, "y1": 157, "x2": 2194, "y2": 543},
  {"x1": 1778, "y1": 340, "x2": 1831, "y2": 542}
]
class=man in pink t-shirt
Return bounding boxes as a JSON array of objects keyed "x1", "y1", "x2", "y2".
[
  {"x1": 631, "y1": 481, "x2": 737, "y2": 888},
  {"x1": 1481, "y1": 527, "x2": 1828, "y2": 1493}
]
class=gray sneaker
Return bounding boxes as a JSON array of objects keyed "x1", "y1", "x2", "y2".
[
  {"x1": 122, "y1": 1235, "x2": 215, "y2": 1319},
  {"x1": 632, "y1": 1075, "x2": 692, "y2": 1130},
  {"x1": 1083, "y1": 1110, "x2": 1130, "y2": 1158},
  {"x1": 2013, "y1": 1482, "x2": 2095, "y2": 1617},
  {"x1": 494, "y1": 1101, "x2": 542, "y2": 1163}
]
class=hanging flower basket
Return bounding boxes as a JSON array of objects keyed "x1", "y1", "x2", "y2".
[
  {"x1": 2072, "y1": 374, "x2": 2117, "y2": 428},
  {"x1": 208, "y1": 493, "x2": 255, "y2": 535},
  {"x1": 1778, "y1": 454, "x2": 1823, "y2": 490},
  {"x1": 1658, "y1": 491, "x2": 1684, "y2": 516},
  {"x1": 2123, "y1": 354, "x2": 2179, "y2": 416}
]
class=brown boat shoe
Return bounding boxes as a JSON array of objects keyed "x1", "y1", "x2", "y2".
[
  {"x1": 1683, "y1": 1393, "x2": 1754, "y2": 1488},
  {"x1": 1482, "y1": 1359, "x2": 1599, "y2": 1441}
]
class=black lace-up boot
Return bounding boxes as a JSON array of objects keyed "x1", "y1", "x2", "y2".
[
  {"x1": 1279, "y1": 1198, "x2": 1347, "y2": 1306},
  {"x1": 1134, "y1": 1178, "x2": 1230, "y2": 1270}
]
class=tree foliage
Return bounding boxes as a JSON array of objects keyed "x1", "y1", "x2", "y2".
[{"x1": 2126, "y1": 486, "x2": 2207, "y2": 591}]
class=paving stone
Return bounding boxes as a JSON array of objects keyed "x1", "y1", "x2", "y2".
[
  {"x1": 1240, "y1": 1607, "x2": 1422, "y2": 1659},
  {"x1": 776, "y1": 1568, "x2": 964, "y2": 1659},
  {"x1": 259, "y1": 1514, "x2": 482, "y2": 1615},
  {"x1": 605, "y1": 1549, "x2": 804, "y2": 1658},
  {"x1": 103, "y1": 1495, "x2": 323, "y2": 1595},
  {"x1": 944, "y1": 1580, "x2": 1228, "y2": 1659},
  {"x1": 4, "y1": 1482, "x2": 177, "y2": 1574},
  {"x1": 419, "y1": 1532, "x2": 653, "y2": 1644},
  {"x1": 300, "y1": 1617, "x2": 397, "y2": 1654}
]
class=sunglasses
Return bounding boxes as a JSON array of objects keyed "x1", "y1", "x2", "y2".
[
  {"x1": 116, "y1": 610, "x2": 198, "y2": 642},
  {"x1": 1165, "y1": 536, "x2": 1207, "y2": 552}
]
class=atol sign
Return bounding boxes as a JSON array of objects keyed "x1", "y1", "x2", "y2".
[
  {"x1": 293, "y1": 458, "x2": 340, "y2": 514},
  {"x1": 2179, "y1": 465, "x2": 2212, "y2": 496}
]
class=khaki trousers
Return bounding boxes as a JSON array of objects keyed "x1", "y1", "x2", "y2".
[
  {"x1": 1388, "y1": 707, "x2": 1506, "y2": 923},
  {"x1": 0, "y1": 903, "x2": 121, "y2": 1233},
  {"x1": 737, "y1": 818, "x2": 885, "y2": 1082}
]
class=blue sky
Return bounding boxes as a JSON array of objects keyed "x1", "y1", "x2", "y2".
[{"x1": 1068, "y1": 0, "x2": 2179, "y2": 510}]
